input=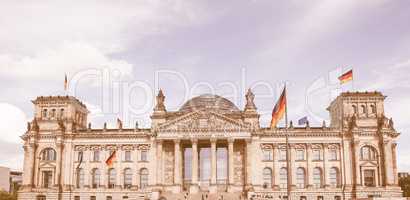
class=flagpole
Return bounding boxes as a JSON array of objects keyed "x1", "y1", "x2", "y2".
[{"x1": 284, "y1": 83, "x2": 291, "y2": 200}]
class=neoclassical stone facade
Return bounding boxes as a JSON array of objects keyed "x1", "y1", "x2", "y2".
[{"x1": 19, "y1": 90, "x2": 402, "y2": 200}]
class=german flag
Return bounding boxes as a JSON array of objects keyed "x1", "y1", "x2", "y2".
[
  {"x1": 105, "y1": 150, "x2": 116, "y2": 167},
  {"x1": 64, "y1": 74, "x2": 68, "y2": 91},
  {"x1": 338, "y1": 69, "x2": 353, "y2": 84},
  {"x1": 270, "y1": 87, "x2": 287, "y2": 128}
]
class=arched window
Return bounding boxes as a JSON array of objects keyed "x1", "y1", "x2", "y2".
[
  {"x1": 91, "y1": 168, "x2": 100, "y2": 188},
  {"x1": 140, "y1": 168, "x2": 149, "y2": 189},
  {"x1": 41, "y1": 148, "x2": 56, "y2": 161},
  {"x1": 296, "y1": 167, "x2": 306, "y2": 189},
  {"x1": 59, "y1": 108, "x2": 65, "y2": 118},
  {"x1": 352, "y1": 105, "x2": 357, "y2": 114},
  {"x1": 370, "y1": 105, "x2": 376, "y2": 114},
  {"x1": 108, "y1": 168, "x2": 116, "y2": 188},
  {"x1": 76, "y1": 168, "x2": 84, "y2": 188},
  {"x1": 279, "y1": 167, "x2": 287, "y2": 189},
  {"x1": 51, "y1": 109, "x2": 56, "y2": 118},
  {"x1": 124, "y1": 168, "x2": 132, "y2": 189},
  {"x1": 42, "y1": 109, "x2": 48, "y2": 118},
  {"x1": 313, "y1": 167, "x2": 322, "y2": 188},
  {"x1": 329, "y1": 167, "x2": 339, "y2": 187},
  {"x1": 361, "y1": 146, "x2": 377, "y2": 160},
  {"x1": 360, "y1": 105, "x2": 366, "y2": 114},
  {"x1": 262, "y1": 167, "x2": 272, "y2": 188}
]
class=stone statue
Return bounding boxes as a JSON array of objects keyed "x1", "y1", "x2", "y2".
[
  {"x1": 389, "y1": 118, "x2": 394, "y2": 129},
  {"x1": 244, "y1": 88, "x2": 256, "y2": 111},
  {"x1": 154, "y1": 89, "x2": 166, "y2": 111}
]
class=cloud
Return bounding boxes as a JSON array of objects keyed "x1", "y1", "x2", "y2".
[
  {"x1": 0, "y1": 140, "x2": 23, "y2": 171},
  {"x1": 0, "y1": 42, "x2": 133, "y2": 81},
  {"x1": 0, "y1": 103, "x2": 27, "y2": 143},
  {"x1": 366, "y1": 60, "x2": 410, "y2": 91}
]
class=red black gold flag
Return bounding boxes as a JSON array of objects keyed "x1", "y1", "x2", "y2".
[
  {"x1": 105, "y1": 150, "x2": 116, "y2": 167},
  {"x1": 270, "y1": 87, "x2": 287, "y2": 128},
  {"x1": 64, "y1": 74, "x2": 68, "y2": 91},
  {"x1": 338, "y1": 69, "x2": 353, "y2": 84}
]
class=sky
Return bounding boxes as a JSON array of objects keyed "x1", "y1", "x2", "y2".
[{"x1": 1, "y1": 0, "x2": 410, "y2": 171}]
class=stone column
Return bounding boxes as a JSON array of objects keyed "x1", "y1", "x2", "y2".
[
  {"x1": 383, "y1": 141, "x2": 394, "y2": 185},
  {"x1": 22, "y1": 143, "x2": 36, "y2": 189},
  {"x1": 392, "y1": 143, "x2": 399, "y2": 185},
  {"x1": 173, "y1": 139, "x2": 182, "y2": 192},
  {"x1": 156, "y1": 140, "x2": 163, "y2": 186},
  {"x1": 228, "y1": 138, "x2": 235, "y2": 190},
  {"x1": 210, "y1": 138, "x2": 217, "y2": 193},
  {"x1": 55, "y1": 142, "x2": 64, "y2": 188},
  {"x1": 353, "y1": 141, "x2": 361, "y2": 186},
  {"x1": 190, "y1": 139, "x2": 199, "y2": 193}
]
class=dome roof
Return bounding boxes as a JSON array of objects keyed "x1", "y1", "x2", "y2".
[{"x1": 179, "y1": 94, "x2": 240, "y2": 113}]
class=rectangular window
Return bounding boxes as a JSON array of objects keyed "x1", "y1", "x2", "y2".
[
  {"x1": 140, "y1": 150, "x2": 147, "y2": 161},
  {"x1": 312, "y1": 149, "x2": 321, "y2": 160},
  {"x1": 296, "y1": 150, "x2": 304, "y2": 160},
  {"x1": 263, "y1": 149, "x2": 273, "y2": 161},
  {"x1": 364, "y1": 169, "x2": 375, "y2": 187},
  {"x1": 93, "y1": 150, "x2": 100, "y2": 162},
  {"x1": 90, "y1": 196, "x2": 96, "y2": 200},
  {"x1": 74, "y1": 196, "x2": 80, "y2": 200},
  {"x1": 279, "y1": 150, "x2": 287, "y2": 161},
  {"x1": 329, "y1": 149, "x2": 338, "y2": 160},
  {"x1": 106, "y1": 196, "x2": 112, "y2": 200},
  {"x1": 124, "y1": 151, "x2": 131, "y2": 161},
  {"x1": 42, "y1": 171, "x2": 53, "y2": 188}
]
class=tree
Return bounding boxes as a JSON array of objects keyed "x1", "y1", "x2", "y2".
[
  {"x1": 399, "y1": 176, "x2": 410, "y2": 197},
  {"x1": 0, "y1": 190, "x2": 17, "y2": 200}
]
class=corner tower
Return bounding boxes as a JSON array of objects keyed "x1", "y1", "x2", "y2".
[
  {"x1": 32, "y1": 96, "x2": 89, "y2": 131},
  {"x1": 327, "y1": 91, "x2": 385, "y2": 128}
]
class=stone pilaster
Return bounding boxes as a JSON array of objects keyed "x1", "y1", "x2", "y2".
[
  {"x1": 190, "y1": 138, "x2": 199, "y2": 193},
  {"x1": 245, "y1": 139, "x2": 253, "y2": 189},
  {"x1": 306, "y1": 144, "x2": 312, "y2": 188},
  {"x1": 323, "y1": 144, "x2": 328, "y2": 187}
]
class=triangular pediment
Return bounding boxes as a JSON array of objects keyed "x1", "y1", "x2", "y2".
[
  {"x1": 360, "y1": 160, "x2": 378, "y2": 167},
  {"x1": 39, "y1": 162, "x2": 56, "y2": 168},
  {"x1": 157, "y1": 110, "x2": 250, "y2": 132}
]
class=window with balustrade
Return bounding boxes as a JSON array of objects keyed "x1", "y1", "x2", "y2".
[
  {"x1": 91, "y1": 168, "x2": 100, "y2": 188},
  {"x1": 124, "y1": 168, "x2": 132, "y2": 188},
  {"x1": 263, "y1": 167, "x2": 272, "y2": 188},
  {"x1": 140, "y1": 168, "x2": 149, "y2": 189},
  {"x1": 108, "y1": 168, "x2": 116, "y2": 188},
  {"x1": 279, "y1": 167, "x2": 287, "y2": 188},
  {"x1": 296, "y1": 167, "x2": 306, "y2": 189}
]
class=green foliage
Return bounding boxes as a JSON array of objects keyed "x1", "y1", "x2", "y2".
[
  {"x1": 0, "y1": 190, "x2": 17, "y2": 200},
  {"x1": 399, "y1": 177, "x2": 410, "y2": 197}
]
